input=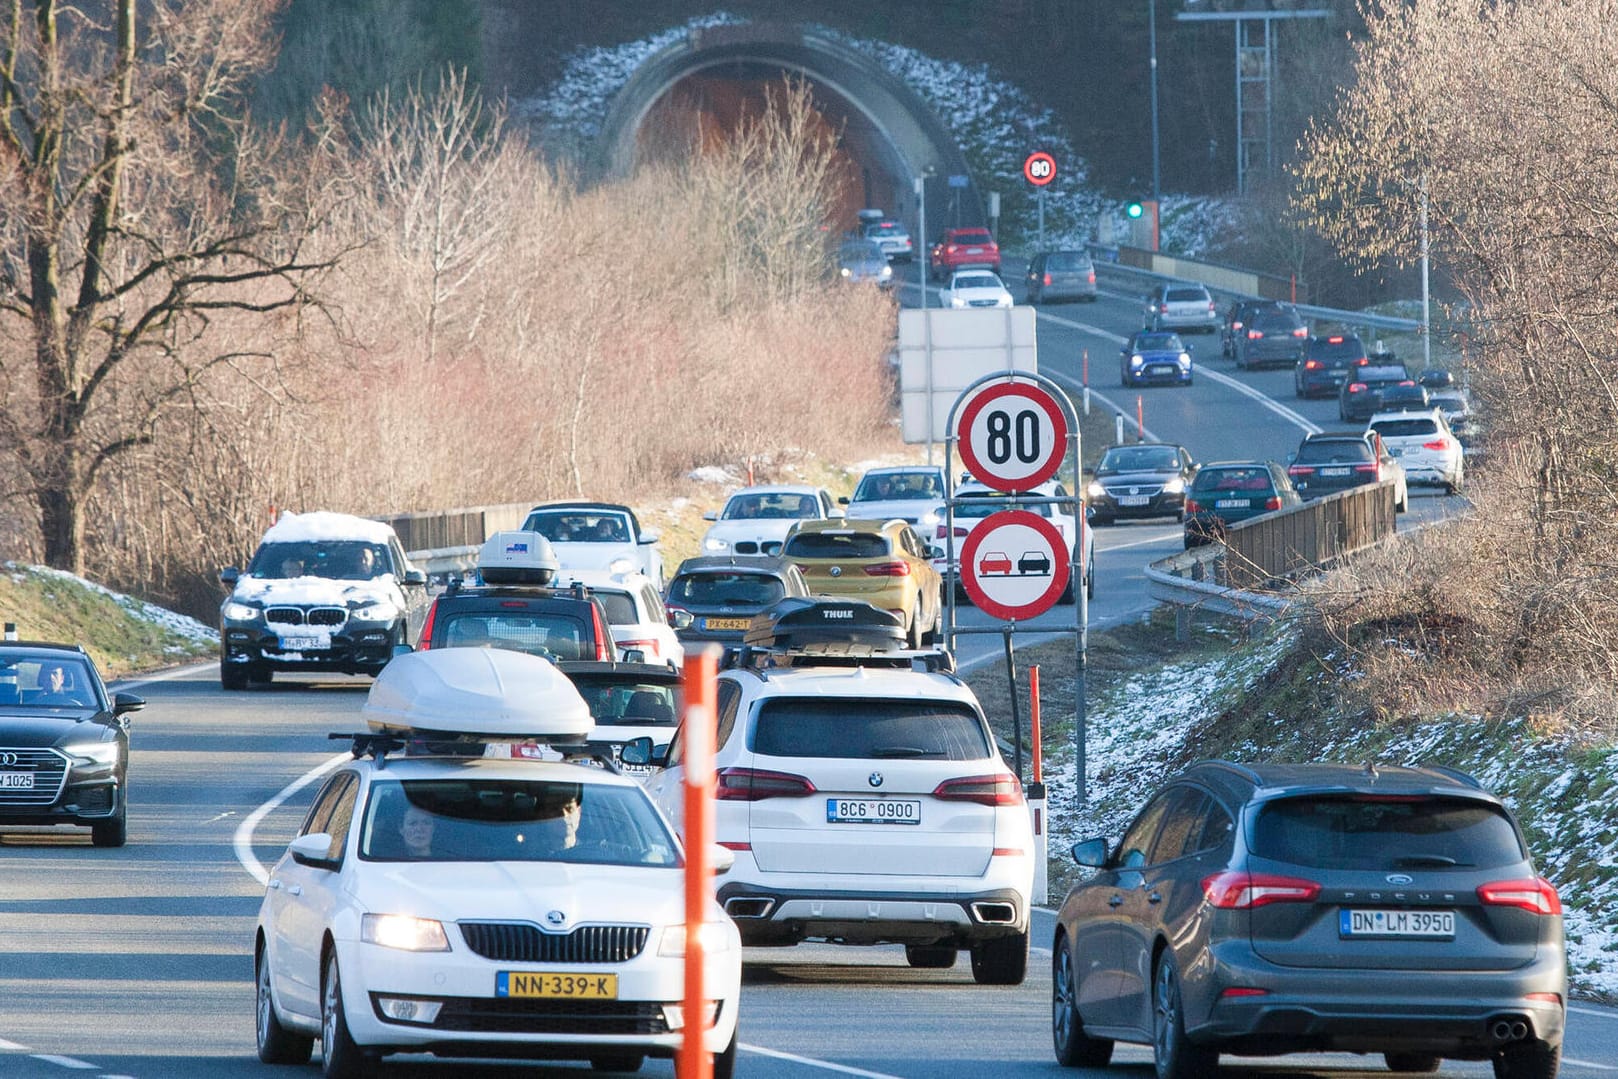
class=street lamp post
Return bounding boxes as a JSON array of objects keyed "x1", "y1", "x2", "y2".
[
  {"x1": 914, "y1": 172, "x2": 928, "y2": 309},
  {"x1": 1149, "y1": 0, "x2": 1161, "y2": 208}
]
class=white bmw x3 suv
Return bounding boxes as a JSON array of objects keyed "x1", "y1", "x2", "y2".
[{"x1": 646, "y1": 600, "x2": 1035, "y2": 985}]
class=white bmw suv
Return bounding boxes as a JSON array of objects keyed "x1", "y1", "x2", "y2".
[{"x1": 646, "y1": 631, "x2": 1035, "y2": 985}]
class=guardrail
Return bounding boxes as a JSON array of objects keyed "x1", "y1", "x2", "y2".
[{"x1": 376, "y1": 502, "x2": 532, "y2": 576}]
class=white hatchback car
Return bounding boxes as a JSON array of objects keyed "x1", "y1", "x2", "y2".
[
  {"x1": 557, "y1": 568, "x2": 683, "y2": 667},
  {"x1": 645, "y1": 626, "x2": 1035, "y2": 985},
  {"x1": 253, "y1": 649, "x2": 740, "y2": 1078},
  {"x1": 700, "y1": 484, "x2": 842, "y2": 558},
  {"x1": 1367, "y1": 408, "x2": 1465, "y2": 494},
  {"x1": 942, "y1": 269, "x2": 1014, "y2": 309}
]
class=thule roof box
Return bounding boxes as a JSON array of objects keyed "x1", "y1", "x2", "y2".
[{"x1": 729, "y1": 597, "x2": 955, "y2": 673}]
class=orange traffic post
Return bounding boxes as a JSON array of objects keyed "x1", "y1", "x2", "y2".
[
  {"x1": 680, "y1": 646, "x2": 719, "y2": 1079},
  {"x1": 1136, "y1": 395, "x2": 1145, "y2": 441}
]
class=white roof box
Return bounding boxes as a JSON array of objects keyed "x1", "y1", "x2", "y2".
[
  {"x1": 478, "y1": 530, "x2": 558, "y2": 585},
  {"x1": 362, "y1": 649, "x2": 591, "y2": 739}
]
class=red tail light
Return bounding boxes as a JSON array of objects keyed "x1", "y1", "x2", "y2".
[
  {"x1": 416, "y1": 598, "x2": 439, "y2": 649},
  {"x1": 1263, "y1": 496, "x2": 1282, "y2": 511},
  {"x1": 1353, "y1": 463, "x2": 1377, "y2": 474},
  {"x1": 1231, "y1": 321, "x2": 1244, "y2": 332},
  {"x1": 1347, "y1": 382, "x2": 1367, "y2": 393},
  {"x1": 714, "y1": 767, "x2": 817, "y2": 801},
  {"x1": 933, "y1": 773, "x2": 1024, "y2": 807},
  {"x1": 618, "y1": 638, "x2": 660, "y2": 660},
  {"x1": 1159, "y1": 303, "x2": 1169, "y2": 313},
  {"x1": 1247, "y1": 329, "x2": 1263, "y2": 339},
  {"x1": 946, "y1": 244, "x2": 959, "y2": 254},
  {"x1": 863, "y1": 561, "x2": 912, "y2": 577},
  {"x1": 1287, "y1": 465, "x2": 1314, "y2": 477},
  {"x1": 1478, "y1": 877, "x2": 1562, "y2": 915},
  {"x1": 1329, "y1": 335, "x2": 1346, "y2": 344},
  {"x1": 1043, "y1": 273, "x2": 1052, "y2": 286},
  {"x1": 1304, "y1": 359, "x2": 1323, "y2": 370},
  {"x1": 1184, "y1": 497, "x2": 1202, "y2": 514},
  {"x1": 592, "y1": 605, "x2": 612, "y2": 660},
  {"x1": 1087, "y1": 271, "x2": 1096, "y2": 284},
  {"x1": 1423, "y1": 438, "x2": 1452, "y2": 451},
  {"x1": 1207, "y1": 301, "x2": 1217, "y2": 313},
  {"x1": 1291, "y1": 326, "x2": 1307, "y2": 337},
  {"x1": 666, "y1": 604, "x2": 689, "y2": 621},
  {"x1": 1202, "y1": 871, "x2": 1321, "y2": 909}
]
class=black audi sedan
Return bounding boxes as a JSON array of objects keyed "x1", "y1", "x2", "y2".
[
  {"x1": 0, "y1": 642, "x2": 144, "y2": 847},
  {"x1": 1084, "y1": 442, "x2": 1198, "y2": 526}
]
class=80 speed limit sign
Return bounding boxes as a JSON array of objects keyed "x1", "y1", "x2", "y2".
[{"x1": 957, "y1": 380, "x2": 1068, "y2": 492}]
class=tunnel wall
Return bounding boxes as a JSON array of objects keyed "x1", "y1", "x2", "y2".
[{"x1": 593, "y1": 22, "x2": 985, "y2": 231}]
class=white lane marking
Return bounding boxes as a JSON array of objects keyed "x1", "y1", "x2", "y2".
[
  {"x1": 0, "y1": 1037, "x2": 30, "y2": 1050},
  {"x1": 1567, "y1": 1060, "x2": 1618, "y2": 1072},
  {"x1": 110, "y1": 660, "x2": 215, "y2": 693},
  {"x1": 742, "y1": 1044, "x2": 905, "y2": 1078},
  {"x1": 1570, "y1": 1004, "x2": 1618, "y2": 1020},
  {"x1": 1098, "y1": 531, "x2": 1183, "y2": 553},
  {"x1": 1195, "y1": 365, "x2": 1322, "y2": 435},
  {"x1": 32, "y1": 1056, "x2": 97, "y2": 1069},
  {"x1": 233, "y1": 753, "x2": 352, "y2": 885}
]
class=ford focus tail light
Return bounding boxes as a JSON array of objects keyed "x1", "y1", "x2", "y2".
[{"x1": 1203, "y1": 871, "x2": 1321, "y2": 909}]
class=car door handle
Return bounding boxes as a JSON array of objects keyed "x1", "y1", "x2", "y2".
[
  {"x1": 1108, "y1": 895, "x2": 1124, "y2": 908},
  {"x1": 268, "y1": 879, "x2": 281, "y2": 890},
  {"x1": 287, "y1": 884, "x2": 302, "y2": 897},
  {"x1": 1147, "y1": 891, "x2": 1163, "y2": 904}
]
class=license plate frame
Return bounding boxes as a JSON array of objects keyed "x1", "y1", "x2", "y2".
[
  {"x1": 497, "y1": 971, "x2": 618, "y2": 999},
  {"x1": 0, "y1": 772, "x2": 35, "y2": 790},
  {"x1": 1339, "y1": 908, "x2": 1455, "y2": 939},
  {"x1": 826, "y1": 797, "x2": 922, "y2": 825},
  {"x1": 1117, "y1": 495, "x2": 1151, "y2": 507},
  {"x1": 701, "y1": 617, "x2": 751, "y2": 632},
  {"x1": 1320, "y1": 467, "x2": 1351, "y2": 477},
  {"x1": 278, "y1": 635, "x2": 328, "y2": 652},
  {"x1": 1215, "y1": 498, "x2": 1246, "y2": 509}
]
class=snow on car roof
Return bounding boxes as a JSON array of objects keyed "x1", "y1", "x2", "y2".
[
  {"x1": 362, "y1": 649, "x2": 592, "y2": 739},
  {"x1": 262, "y1": 510, "x2": 396, "y2": 545}
]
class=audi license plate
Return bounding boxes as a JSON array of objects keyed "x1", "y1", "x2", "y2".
[
  {"x1": 1339, "y1": 909, "x2": 1454, "y2": 939},
  {"x1": 278, "y1": 636, "x2": 326, "y2": 651},
  {"x1": 1117, "y1": 495, "x2": 1151, "y2": 507},
  {"x1": 497, "y1": 972, "x2": 617, "y2": 999},
  {"x1": 827, "y1": 798, "x2": 921, "y2": 825},
  {"x1": 701, "y1": 617, "x2": 750, "y2": 631},
  {"x1": 0, "y1": 773, "x2": 35, "y2": 789},
  {"x1": 1215, "y1": 499, "x2": 1246, "y2": 509}
]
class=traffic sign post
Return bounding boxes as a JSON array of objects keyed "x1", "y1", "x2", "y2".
[
  {"x1": 1024, "y1": 153, "x2": 1055, "y2": 252},
  {"x1": 943, "y1": 372, "x2": 1090, "y2": 803}
]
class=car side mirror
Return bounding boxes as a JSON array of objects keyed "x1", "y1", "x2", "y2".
[
  {"x1": 403, "y1": 569, "x2": 427, "y2": 587},
  {"x1": 619, "y1": 736, "x2": 653, "y2": 767},
  {"x1": 288, "y1": 833, "x2": 336, "y2": 868},
  {"x1": 219, "y1": 566, "x2": 240, "y2": 588},
  {"x1": 391, "y1": 643, "x2": 414, "y2": 659},
  {"x1": 1070, "y1": 836, "x2": 1111, "y2": 868},
  {"x1": 837, "y1": 495, "x2": 849, "y2": 505},
  {"x1": 113, "y1": 692, "x2": 145, "y2": 716},
  {"x1": 1286, "y1": 452, "x2": 1296, "y2": 464},
  {"x1": 668, "y1": 610, "x2": 694, "y2": 631},
  {"x1": 638, "y1": 529, "x2": 660, "y2": 545},
  {"x1": 925, "y1": 544, "x2": 945, "y2": 560},
  {"x1": 710, "y1": 843, "x2": 736, "y2": 875},
  {"x1": 702, "y1": 511, "x2": 718, "y2": 522}
]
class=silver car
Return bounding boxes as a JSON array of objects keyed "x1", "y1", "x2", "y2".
[
  {"x1": 862, "y1": 220, "x2": 914, "y2": 262},
  {"x1": 1144, "y1": 283, "x2": 1220, "y2": 333}
]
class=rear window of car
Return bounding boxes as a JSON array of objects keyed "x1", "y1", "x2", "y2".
[
  {"x1": 1308, "y1": 336, "x2": 1365, "y2": 361},
  {"x1": 1295, "y1": 440, "x2": 1372, "y2": 465},
  {"x1": 751, "y1": 699, "x2": 990, "y2": 760},
  {"x1": 433, "y1": 611, "x2": 590, "y2": 659},
  {"x1": 1252, "y1": 796, "x2": 1524, "y2": 871},
  {"x1": 1252, "y1": 312, "x2": 1301, "y2": 331},
  {"x1": 1047, "y1": 252, "x2": 1091, "y2": 271},
  {"x1": 1354, "y1": 365, "x2": 1409, "y2": 382},
  {"x1": 1165, "y1": 287, "x2": 1209, "y2": 302},
  {"x1": 666, "y1": 572, "x2": 784, "y2": 607},
  {"x1": 783, "y1": 532, "x2": 889, "y2": 559},
  {"x1": 589, "y1": 589, "x2": 638, "y2": 625},
  {"x1": 570, "y1": 677, "x2": 681, "y2": 728},
  {"x1": 1430, "y1": 393, "x2": 1467, "y2": 412},
  {"x1": 1192, "y1": 468, "x2": 1274, "y2": 493},
  {"x1": 952, "y1": 229, "x2": 993, "y2": 244},
  {"x1": 1371, "y1": 418, "x2": 1440, "y2": 438}
]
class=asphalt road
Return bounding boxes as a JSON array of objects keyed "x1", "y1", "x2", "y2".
[{"x1": 2, "y1": 664, "x2": 1615, "y2": 1079}]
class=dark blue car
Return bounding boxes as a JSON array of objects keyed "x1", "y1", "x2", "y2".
[{"x1": 1120, "y1": 331, "x2": 1193, "y2": 387}]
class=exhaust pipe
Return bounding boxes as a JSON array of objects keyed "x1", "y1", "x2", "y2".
[
  {"x1": 723, "y1": 897, "x2": 775, "y2": 919},
  {"x1": 970, "y1": 901, "x2": 1017, "y2": 924},
  {"x1": 1488, "y1": 1018, "x2": 1529, "y2": 1044}
]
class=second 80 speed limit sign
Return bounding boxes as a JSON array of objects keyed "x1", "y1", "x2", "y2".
[{"x1": 956, "y1": 380, "x2": 1068, "y2": 492}]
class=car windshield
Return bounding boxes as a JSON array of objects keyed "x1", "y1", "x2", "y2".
[
  {"x1": 1295, "y1": 440, "x2": 1373, "y2": 465},
  {"x1": 569, "y1": 677, "x2": 681, "y2": 728},
  {"x1": 0, "y1": 651, "x2": 98, "y2": 708},
  {"x1": 521, "y1": 511, "x2": 631, "y2": 545},
  {"x1": 1099, "y1": 446, "x2": 1181, "y2": 472},
  {"x1": 954, "y1": 492, "x2": 1058, "y2": 519},
  {"x1": 359, "y1": 778, "x2": 680, "y2": 866},
  {"x1": 1192, "y1": 468, "x2": 1273, "y2": 493},
  {"x1": 1252, "y1": 795, "x2": 1523, "y2": 871},
  {"x1": 1371, "y1": 418, "x2": 1440, "y2": 438},
  {"x1": 666, "y1": 572, "x2": 784, "y2": 607},
  {"x1": 752, "y1": 699, "x2": 990, "y2": 760},
  {"x1": 840, "y1": 241, "x2": 883, "y2": 261},
  {"x1": 1134, "y1": 333, "x2": 1183, "y2": 352},
  {"x1": 853, "y1": 472, "x2": 942, "y2": 501},
  {"x1": 954, "y1": 274, "x2": 1000, "y2": 290},
  {"x1": 722, "y1": 493, "x2": 817, "y2": 520},
  {"x1": 250, "y1": 540, "x2": 391, "y2": 581},
  {"x1": 436, "y1": 612, "x2": 590, "y2": 660},
  {"x1": 783, "y1": 531, "x2": 890, "y2": 559}
]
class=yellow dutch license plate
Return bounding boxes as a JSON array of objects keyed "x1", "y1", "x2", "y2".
[
  {"x1": 702, "y1": 617, "x2": 751, "y2": 631},
  {"x1": 497, "y1": 971, "x2": 617, "y2": 999}
]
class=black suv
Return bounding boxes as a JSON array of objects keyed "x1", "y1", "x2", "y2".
[
  {"x1": 1051, "y1": 761, "x2": 1565, "y2": 1079},
  {"x1": 0, "y1": 642, "x2": 144, "y2": 846},
  {"x1": 1295, "y1": 333, "x2": 1369, "y2": 398},
  {"x1": 1232, "y1": 304, "x2": 1307, "y2": 370},
  {"x1": 1339, "y1": 360, "x2": 1414, "y2": 423},
  {"x1": 1222, "y1": 299, "x2": 1285, "y2": 358},
  {"x1": 418, "y1": 578, "x2": 617, "y2": 663},
  {"x1": 1084, "y1": 442, "x2": 1197, "y2": 526}
]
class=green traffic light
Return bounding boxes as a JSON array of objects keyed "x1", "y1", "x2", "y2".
[{"x1": 1126, "y1": 202, "x2": 1144, "y2": 219}]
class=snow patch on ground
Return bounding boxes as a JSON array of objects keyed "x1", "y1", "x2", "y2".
[{"x1": 12, "y1": 562, "x2": 219, "y2": 646}]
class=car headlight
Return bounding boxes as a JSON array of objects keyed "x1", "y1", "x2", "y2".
[
  {"x1": 1087, "y1": 481, "x2": 1105, "y2": 499},
  {"x1": 840, "y1": 267, "x2": 851, "y2": 278},
  {"x1": 998, "y1": 296, "x2": 1012, "y2": 307},
  {"x1": 658, "y1": 921, "x2": 735, "y2": 957},
  {"x1": 918, "y1": 509, "x2": 941, "y2": 528},
  {"x1": 703, "y1": 536, "x2": 729, "y2": 552},
  {"x1": 1163, "y1": 477, "x2": 1186, "y2": 494},
  {"x1": 1180, "y1": 352, "x2": 1192, "y2": 367},
  {"x1": 222, "y1": 601, "x2": 259, "y2": 621},
  {"x1": 1131, "y1": 354, "x2": 1144, "y2": 366},
  {"x1": 362, "y1": 914, "x2": 450, "y2": 952},
  {"x1": 68, "y1": 742, "x2": 120, "y2": 767},
  {"x1": 351, "y1": 601, "x2": 399, "y2": 622},
  {"x1": 950, "y1": 296, "x2": 967, "y2": 308},
  {"x1": 879, "y1": 265, "x2": 892, "y2": 279}
]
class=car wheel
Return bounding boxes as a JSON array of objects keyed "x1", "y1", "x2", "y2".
[
  {"x1": 1152, "y1": 954, "x2": 1217, "y2": 1079},
  {"x1": 590, "y1": 1052, "x2": 646, "y2": 1072},
  {"x1": 1385, "y1": 1052, "x2": 1441, "y2": 1073},
  {"x1": 908, "y1": 605, "x2": 926, "y2": 650},
  {"x1": 1396, "y1": 485, "x2": 1409, "y2": 513},
  {"x1": 321, "y1": 953, "x2": 369, "y2": 1079},
  {"x1": 922, "y1": 596, "x2": 942, "y2": 647},
  {"x1": 90, "y1": 794, "x2": 127, "y2": 848},
  {"x1": 1492, "y1": 1041, "x2": 1560, "y2": 1079},
  {"x1": 1086, "y1": 557, "x2": 1095, "y2": 600},
  {"x1": 257, "y1": 944, "x2": 314, "y2": 1064},
  {"x1": 1052, "y1": 936, "x2": 1113, "y2": 1067},
  {"x1": 905, "y1": 944, "x2": 958, "y2": 968},
  {"x1": 970, "y1": 931, "x2": 1028, "y2": 985},
  {"x1": 221, "y1": 661, "x2": 249, "y2": 691}
]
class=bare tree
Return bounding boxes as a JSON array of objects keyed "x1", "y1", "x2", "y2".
[{"x1": 0, "y1": 0, "x2": 347, "y2": 573}]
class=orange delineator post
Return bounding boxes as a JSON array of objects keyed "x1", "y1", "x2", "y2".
[
  {"x1": 1030, "y1": 665, "x2": 1042, "y2": 785},
  {"x1": 1136, "y1": 395, "x2": 1145, "y2": 440},
  {"x1": 1082, "y1": 349, "x2": 1088, "y2": 386},
  {"x1": 680, "y1": 647, "x2": 718, "y2": 1079}
]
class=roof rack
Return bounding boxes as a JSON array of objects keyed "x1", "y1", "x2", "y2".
[{"x1": 331, "y1": 730, "x2": 625, "y2": 773}]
